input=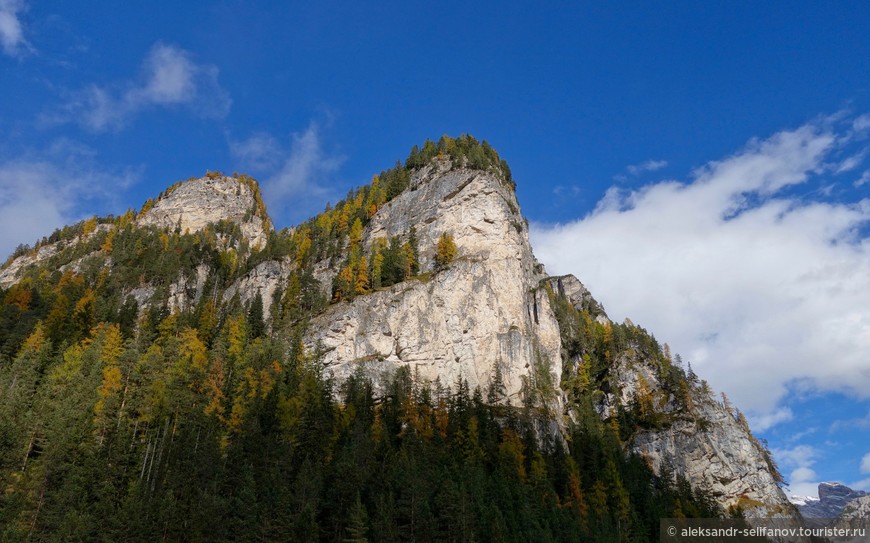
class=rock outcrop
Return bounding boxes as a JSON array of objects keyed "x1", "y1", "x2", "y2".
[
  {"x1": 304, "y1": 159, "x2": 562, "y2": 403},
  {"x1": 137, "y1": 175, "x2": 271, "y2": 249},
  {"x1": 544, "y1": 275, "x2": 610, "y2": 324},
  {"x1": 838, "y1": 494, "x2": 870, "y2": 520},
  {"x1": 572, "y1": 310, "x2": 797, "y2": 518},
  {"x1": 0, "y1": 224, "x2": 112, "y2": 289},
  {"x1": 631, "y1": 384, "x2": 795, "y2": 518},
  {"x1": 0, "y1": 244, "x2": 59, "y2": 289}
]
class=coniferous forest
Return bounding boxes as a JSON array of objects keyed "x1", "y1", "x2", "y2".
[{"x1": 0, "y1": 136, "x2": 721, "y2": 542}]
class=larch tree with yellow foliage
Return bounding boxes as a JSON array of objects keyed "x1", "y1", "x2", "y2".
[{"x1": 435, "y1": 232, "x2": 457, "y2": 269}]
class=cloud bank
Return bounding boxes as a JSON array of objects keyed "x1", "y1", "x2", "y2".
[
  {"x1": 50, "y1": 43, "x2": 230, "y2": 131},
  {"x1": 0, "y1": 141, "x2": 139, "y2": 259},
  {"x1": 531, "y1": 116, "x2": 870, "y2": 422}
]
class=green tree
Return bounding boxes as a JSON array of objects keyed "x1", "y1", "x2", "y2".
[
  {"x1": 248, "y1": 292, "x2": 265, "y2": 339},
  {"x1": 344, "y1": 493, "x2": 370, "y2": 543}
]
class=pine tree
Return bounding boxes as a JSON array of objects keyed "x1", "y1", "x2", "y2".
[
  {"x1": 407, "y1": 226, "x2": 419, "y2": 275},
  {"x1": 371, "y1": 251, "x2": 384, "y2": 290},
  {"x1": 344, "y1": 493, "x2": 370, "y2": 543},
  {"x1": 248, "y1": 292, "x2": 265, "y2": 339},
  {"x1": 486, "y1": 362, "x2": 507, "y2": 404}
]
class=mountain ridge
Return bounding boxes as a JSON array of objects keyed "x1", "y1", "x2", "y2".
[
  {"x1": 0, "y1": 135, "x2": 802, "y2": 540},
  {"x1": 794, "y1": 482, "x2": 868, "y2": 520}
]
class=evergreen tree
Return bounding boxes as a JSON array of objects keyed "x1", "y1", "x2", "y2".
[{"x1": 248, "y1": 291, "x2": 265, "y2": 338}]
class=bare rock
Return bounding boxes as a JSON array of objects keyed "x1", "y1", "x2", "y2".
[
  {"x1": 305, "y1": 162, "x2": 561, "y2": 405},
  {"x1": 137, "y1": 175, "x2": 270, "y2": 249}
]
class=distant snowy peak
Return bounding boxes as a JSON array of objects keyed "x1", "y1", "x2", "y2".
[
  {"x1": 795, "y1": 483, "x2": 867, "y2": 519},
  {"x1": 789, "y1": 495, "x2": 819, "y2": 507}
]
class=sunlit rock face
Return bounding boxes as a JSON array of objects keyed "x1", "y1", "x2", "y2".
[
  {"x1": 137, "y1": 175, "x2": 270, "y2": 250},
  {"x1": 304, "y1": 160, "x2": 562, "y2": 405}
]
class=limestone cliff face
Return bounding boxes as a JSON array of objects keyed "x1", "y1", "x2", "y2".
[
  {"x1": 631, "y1": 392, "x2": 795, "y2": 518},
  {"x1": 137, "y1": 175, "x2": 271, "y2": 249},
  {"x1": 304, "y1": 159, "x2": 562, "y2": 404},
  {"x1": 600, "y1": 333, "x2": 796, "y2": 519},
  {"x1": 545, "y1": 274, "x2": 796, "y2": 518},
  {"x1": 223, "y1": 258, "x2": 294, "y2": 318},
  {"x1": 0, "y1": 244, "x2": 59, "y2": 289},
  {"x1": 0, "y1": 224, "x2": 112, "y2": 289}
]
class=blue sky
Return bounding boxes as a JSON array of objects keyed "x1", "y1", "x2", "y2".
[{"x1": 2, "y1": 2, "x2": 869, "y2": 499}]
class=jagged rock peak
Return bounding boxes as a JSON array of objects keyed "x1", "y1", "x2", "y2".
[
  {"x1": 797, "y1": 483, "x2": 868, "y2": 519},
  {"x1": 543, "y1": 275, "x2": 610, "y2": 324},
  {"x1": 136, "y1": 172, "x2": 272, "y2": 249}
]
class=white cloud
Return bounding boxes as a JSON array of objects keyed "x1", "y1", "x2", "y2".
[
  {"x1": 861, "y1": 452, "x2": 870, "y2": 475},
  {"x1": 776, "y1": 444, "x2": 820, "y2": 468},
  {"x1": 834, "y1": 151, "x2": 867, "y2": 174},
  {"x1": 230, "y1": 121, "x2": 344, "y2": 225},
  {"x1": 49, "y1": 43, "x2": 230, "y2": 131},
  {"x1": 0, "y1": 141, "x2": 139, "y2": 259},
  {"x1": 775, "y1": 445, "x2": 821, "y2": 499},
  {"x1": 856, "y1": 170, "x2": 870, "y2": 188},
  {"x1": 228, "y1": 132, "x2": 283, "y2": 171},
  {"x1": 531, "y1": 117, "x2": 870, "y2": 423},
  {"x1": 787, "y1": 467, "x2": 821, "y2": 499},
  {"x1": 748, "y1": 407, "x2": 794, "y2": 433},
  {"x1": 0, "y1": 0, "x2": 29, "y2": 57},
  {"x1": 626, "y1": 159, "x2": 668, "y2": 176}
]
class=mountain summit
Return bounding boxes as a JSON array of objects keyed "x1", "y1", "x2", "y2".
[
  {"x1": 137, "y1": 173, "x2": 272, "y2": 248},
  {"x1": 0, "y1": 135, "x2": 798, "y2": 540},
  {"x1": 795, "y1": 482, "x2": 868, "y2": 520}
]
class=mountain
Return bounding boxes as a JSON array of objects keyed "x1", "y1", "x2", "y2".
[
  {"x1": 839, "y1": 495, "x2": 870, "y2": 521},
  {"x1": 0, "y1": 136, "x2": 796, "y2": 541},
  {"x1": 795, "y1": 482, "x2": 868, "y2": 520}
]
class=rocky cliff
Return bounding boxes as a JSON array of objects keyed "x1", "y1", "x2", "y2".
[
  {"x1": 137, "y1": 173, "x2": 271, "y2": 249},
  {"x1": 0, "y1": 145, "x2": 798, "y2": 521},
  {"x1": 797, "y1": 483, "x2": 868, "y2": 520},
  {"x1": 547, "y1": 276, "x2": 796, "y2": 519},
  {"x1": 0, "y1": 173, "x2": 270, "y2": 292},
  {"x1": 304, "y1": 159, "x2": 561, "y2": 403},
  {"x1": 628, "y1": 367, "x2": 794, "y2": 518},
  {"x1": 839, "y1": 494, "x2": 870, "y2": 521}
]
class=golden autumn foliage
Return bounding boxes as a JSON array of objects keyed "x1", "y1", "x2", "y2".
[
  {"x1": 4, "y1": 281, "x2": 32, "y2": 311},
  {"x1": 20, "y1": 324, "x2": 46, "y2": 355},
  {"x1": 355, "y1": 256, "x2": 369, "y2": 294},
  {"x1": 435, "y1": 232, "x2": 457, "y2": 268},
  {"x1": 82, "y1": 216, "x2": 98, "y2": 238}
]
